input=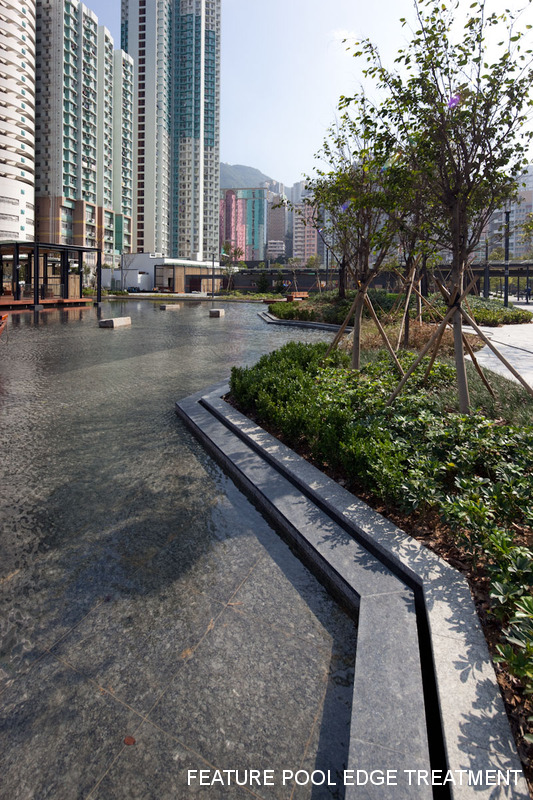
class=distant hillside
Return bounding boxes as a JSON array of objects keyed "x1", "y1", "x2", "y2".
[{"x1": 220, "y1": 163, "x2": 273, "y2": 189}]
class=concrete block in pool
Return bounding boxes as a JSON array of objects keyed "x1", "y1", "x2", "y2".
[
  {"x1": 209, "y1": 308, "x2": 225, "y2": 317},
  {"x1": 99, "y1": 317, "x2": 131, "y2": 328}
]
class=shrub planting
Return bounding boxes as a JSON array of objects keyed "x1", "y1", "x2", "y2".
[
  {"x1": 269, "y1": 291, "x2": 533, "y2": 327},
  {"x1": 230, "y1": 342, "x2": 533, "y2": 702}
]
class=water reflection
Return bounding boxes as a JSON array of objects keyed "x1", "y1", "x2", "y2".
[
  {"x1": 0, "y1": 298, "x2": 332, "y2": 609},
  {"x1": 0, "y1": 300, "x2": 355, "y2": 798}
]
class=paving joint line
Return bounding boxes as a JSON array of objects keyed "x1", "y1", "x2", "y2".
[{"x1": 176, "y1": 383, "x2": 530, "y2": 799}]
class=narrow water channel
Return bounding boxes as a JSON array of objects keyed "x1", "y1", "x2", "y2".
[{"x1": 0, "y1": 301, "x2": 356, "y2": 800}]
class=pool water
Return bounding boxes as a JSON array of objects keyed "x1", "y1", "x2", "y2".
[{"x1": 0, "y1": 301, "x2": 356, "y2": 800}]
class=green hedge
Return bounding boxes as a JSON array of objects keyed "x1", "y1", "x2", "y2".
[
  {"x1": 268, "y1": 301, "x2": 318, "y2": 321},
  {"x1": 422, "y1": 295, "x2": 533, "y2": 326},
  {"x1": 230, "y1": 343, "x2": 533, "y2": 696},
  {"x1": 270, "y1": 291, "x2": 533, "y2": 327}
]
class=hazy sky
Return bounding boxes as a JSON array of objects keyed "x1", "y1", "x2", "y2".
[{"x1": 83, "y1": 0, "x2": 533, "y2": 187}]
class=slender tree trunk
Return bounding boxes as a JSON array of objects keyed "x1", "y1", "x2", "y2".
[
  {"x1": 403, "y1": 309, "x2": 410, "y2": 348},
  {"x1": 453, "y1": 306, "x2": 470, "y2": 413},
  {"x1": 338, "y1": 257, "x2": 346, "y2": 300},
  {"x1": 449, "y1": 204, "x2": 471, "y2": 414},
  {"x1": 351, "y1": 290, "x2": 366, "y2": 369},
  {"x1": 402, "y1": 259, "x2": 416, "y2": 348},
  {"x1": 420, "y1": 256, "x2": 428, "y2": 297}
]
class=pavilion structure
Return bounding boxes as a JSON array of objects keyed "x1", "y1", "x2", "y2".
[{"x1": 0, "y1": 241, "x2": 102, "y2": 309}]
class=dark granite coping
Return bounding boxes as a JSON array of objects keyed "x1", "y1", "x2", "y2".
[
  {"x1": 258, "y1": 309, "x2": 354, "y2": 332},
  {"x1": 176, "y1": 383, "x2": 529, "y2": 800}
]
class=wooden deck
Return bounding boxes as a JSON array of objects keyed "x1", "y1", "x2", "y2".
[{"x1": 0, "y1": 297, "x2": 93, "y2": 310}]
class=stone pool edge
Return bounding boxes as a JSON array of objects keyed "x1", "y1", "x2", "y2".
[{"x1": 176, "y1": 382, "x2": 528, "y2": 800}]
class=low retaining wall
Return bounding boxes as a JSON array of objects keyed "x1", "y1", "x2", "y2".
[
  {"x1": 176, "y1": 383, "x2": 528, "y2": 800},
  {"x1": 258, "y1": 309, "x2": 353, "y2": 332}
]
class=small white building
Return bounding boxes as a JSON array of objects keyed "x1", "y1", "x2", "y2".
[{"x1": 104, "y1": 252, "x2": 222, "y2": 293}]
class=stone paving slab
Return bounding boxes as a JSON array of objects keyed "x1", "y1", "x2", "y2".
[
  {"x1": 177, "y1": 389, "x2": 434, "y2": 798},
  {"x1": 148, "y1": 607, "x2": 336, "y2": 800},
  {"x1": 0, "y1": 514, "x2": 358, "y2": 800},
  {"x1": 258, "y1": 310, "x2": 353, "y2": 332},
  {"x1": 88, "y1": 722, "x2": 258, "y2": 800},
  {"x1": 0, "y1": 653, "x2": 138, "y2": 800},
  {"x1": 50, "y1": 586, "x2": 223, "y2": 716},
  {"x1": 469, "y1": 321, "x2": 533, "y2": 388},
  {"x1": 177, "y1": 383, "x2": 530, "y2": 800}
]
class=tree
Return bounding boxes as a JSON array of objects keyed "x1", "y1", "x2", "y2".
[
  {"x1": 256, "y1": 271, "x2": 270, "y2": 293},
  {"x1": 274, "y1": 269, "x2": 285, "y2": 293},
  {"x1": 221, "y1": 241, "x2": 244, "y2": 291},
  {"x1": 343, "y1": 0, "x2": 533, "y2": 411},
  {"x1": 489, "y1": 247, "x2": 506, "y2": 262},
  {"x1": 306, "y1": 107, "x2": 398, "y2": 368},
  {"x1": 306, "y1": 254, "x2": 322, "y2": 270}
]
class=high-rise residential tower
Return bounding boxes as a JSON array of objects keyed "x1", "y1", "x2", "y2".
[
  {"x1": 112, "y1": 49, "x2": 134, "y2": 255},
  {"x1": 219, "y1": 188, "x2": 267, "y2": 262},
  {"x1": 34, "y1": 0, "x2": 133, "y2": 261},
  {"x1": 122, "y1": 0, "x2": 220, "y2": 259},
  {"x1": 0, "y1": 0, "x2": 36, "y2": 240},
  {"x1": 293, "y1": 202, "x2": 318, "y2": 266}
]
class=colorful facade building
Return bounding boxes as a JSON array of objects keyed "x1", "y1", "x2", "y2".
[
  {"x1": 0, "y1": 0, "x2": 36, "y2": 240},
  {"x1": 219, "y1": 188, "x2": 267, "y2": 261}
]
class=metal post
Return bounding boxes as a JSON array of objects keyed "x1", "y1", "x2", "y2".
[
  {"x1": 61, "y1": 249, "x2": 69, "y2": 299},
  {"x1": 14, "y1": 242, "x2": 20, "y2": 300},
  {"x1": 483, "y1": 239, "x2": 489, "y2": 298},
  {"x1": 43, "y1": 253, "x2": 48, "y2": 297},
  {"x1": 78, "y1": 251, "x2": 83, "y2": 298},
  {"x1": 96, "y1": 249, "x2": 102, "y2": 304},
  {"x1": 504, "y1": 210, "x2": 510, "y2": 307},
  {"x1": 527, "y1": 263, "x2": 530, "y2": 304},
  {"x1": 211, "y1": 252, "x2": 215, "y2": 299},
  {"x1": 33, "y1": 243, "x2": 40, "y2": 306}
]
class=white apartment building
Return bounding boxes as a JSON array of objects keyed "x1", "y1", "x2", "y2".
[
  {"x1": 122, "y1": 0, "x2": 220, "y2": 259},
  {"x1": 121, "y1": 0, "x2": 172, "y2": 255},
  {"x1": 112, "y1": 49, "x2": 134, "y2": 255},
  {"x1": 292, "y1": 203, "x2": 318, "y2": 265},
  {"x1": 468, "y1": 166, "x2": 533, "y2": 262},
  {"x1": 0, "y1": 0, "x2": 36, "y2": 240},
  {"x1": 34, "y1": 0, "x2": 133, "y2": 262}
]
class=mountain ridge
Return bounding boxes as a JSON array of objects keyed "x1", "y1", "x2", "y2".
[{"x1": 220, "y1": 162, "x2": 275, "y2": 189}]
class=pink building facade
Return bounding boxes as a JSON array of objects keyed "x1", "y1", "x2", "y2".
[{"x1": 219, "y1": 188, "x2": 267, "y2": 261}]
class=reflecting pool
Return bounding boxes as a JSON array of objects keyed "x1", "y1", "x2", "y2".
[{"x1": 0, "y1": 301, "x2": 356, "y2": 800}]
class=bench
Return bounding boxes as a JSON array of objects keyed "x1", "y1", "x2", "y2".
[{"x1": 286, "y1": 291, "x2": 309, "y2": 302}]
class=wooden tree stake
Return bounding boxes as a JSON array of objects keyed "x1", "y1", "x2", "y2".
[
  {"x1": 460, "y1": 307, "x2": 533, "y2": 399},
  {"x1": 386, "y1": 306, "x2": 457, "y2": 406},
  {"x1": 364, "y1": 294, "x2": 405, "y2": 375}
]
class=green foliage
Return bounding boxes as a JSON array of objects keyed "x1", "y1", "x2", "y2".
[
  {"x1": 268, "y1": 302, "x2": 318, "y2": 322},
  {"x1": 338, "y1": 0, "x2": 533, "y2": 409},
  {"x1": 255, "y1": 272, "x2": 270, "y2": 294},
  {"x1": 422, "y1": 295, "x2": 533, "y2": 326},
  {"x1": 269, "y1": 290, "x2": 533, "y2": 326},
  {"x1": 496, "y1": 592, "x2": 533, "y2": 690},
  {"x1": 230, "y1": 342, "x2": 533, "y2": 693}
]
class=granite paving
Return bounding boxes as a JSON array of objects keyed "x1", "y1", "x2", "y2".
[{"x1": 0, "y1": 302, "x2": 356, "y2": 800}]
